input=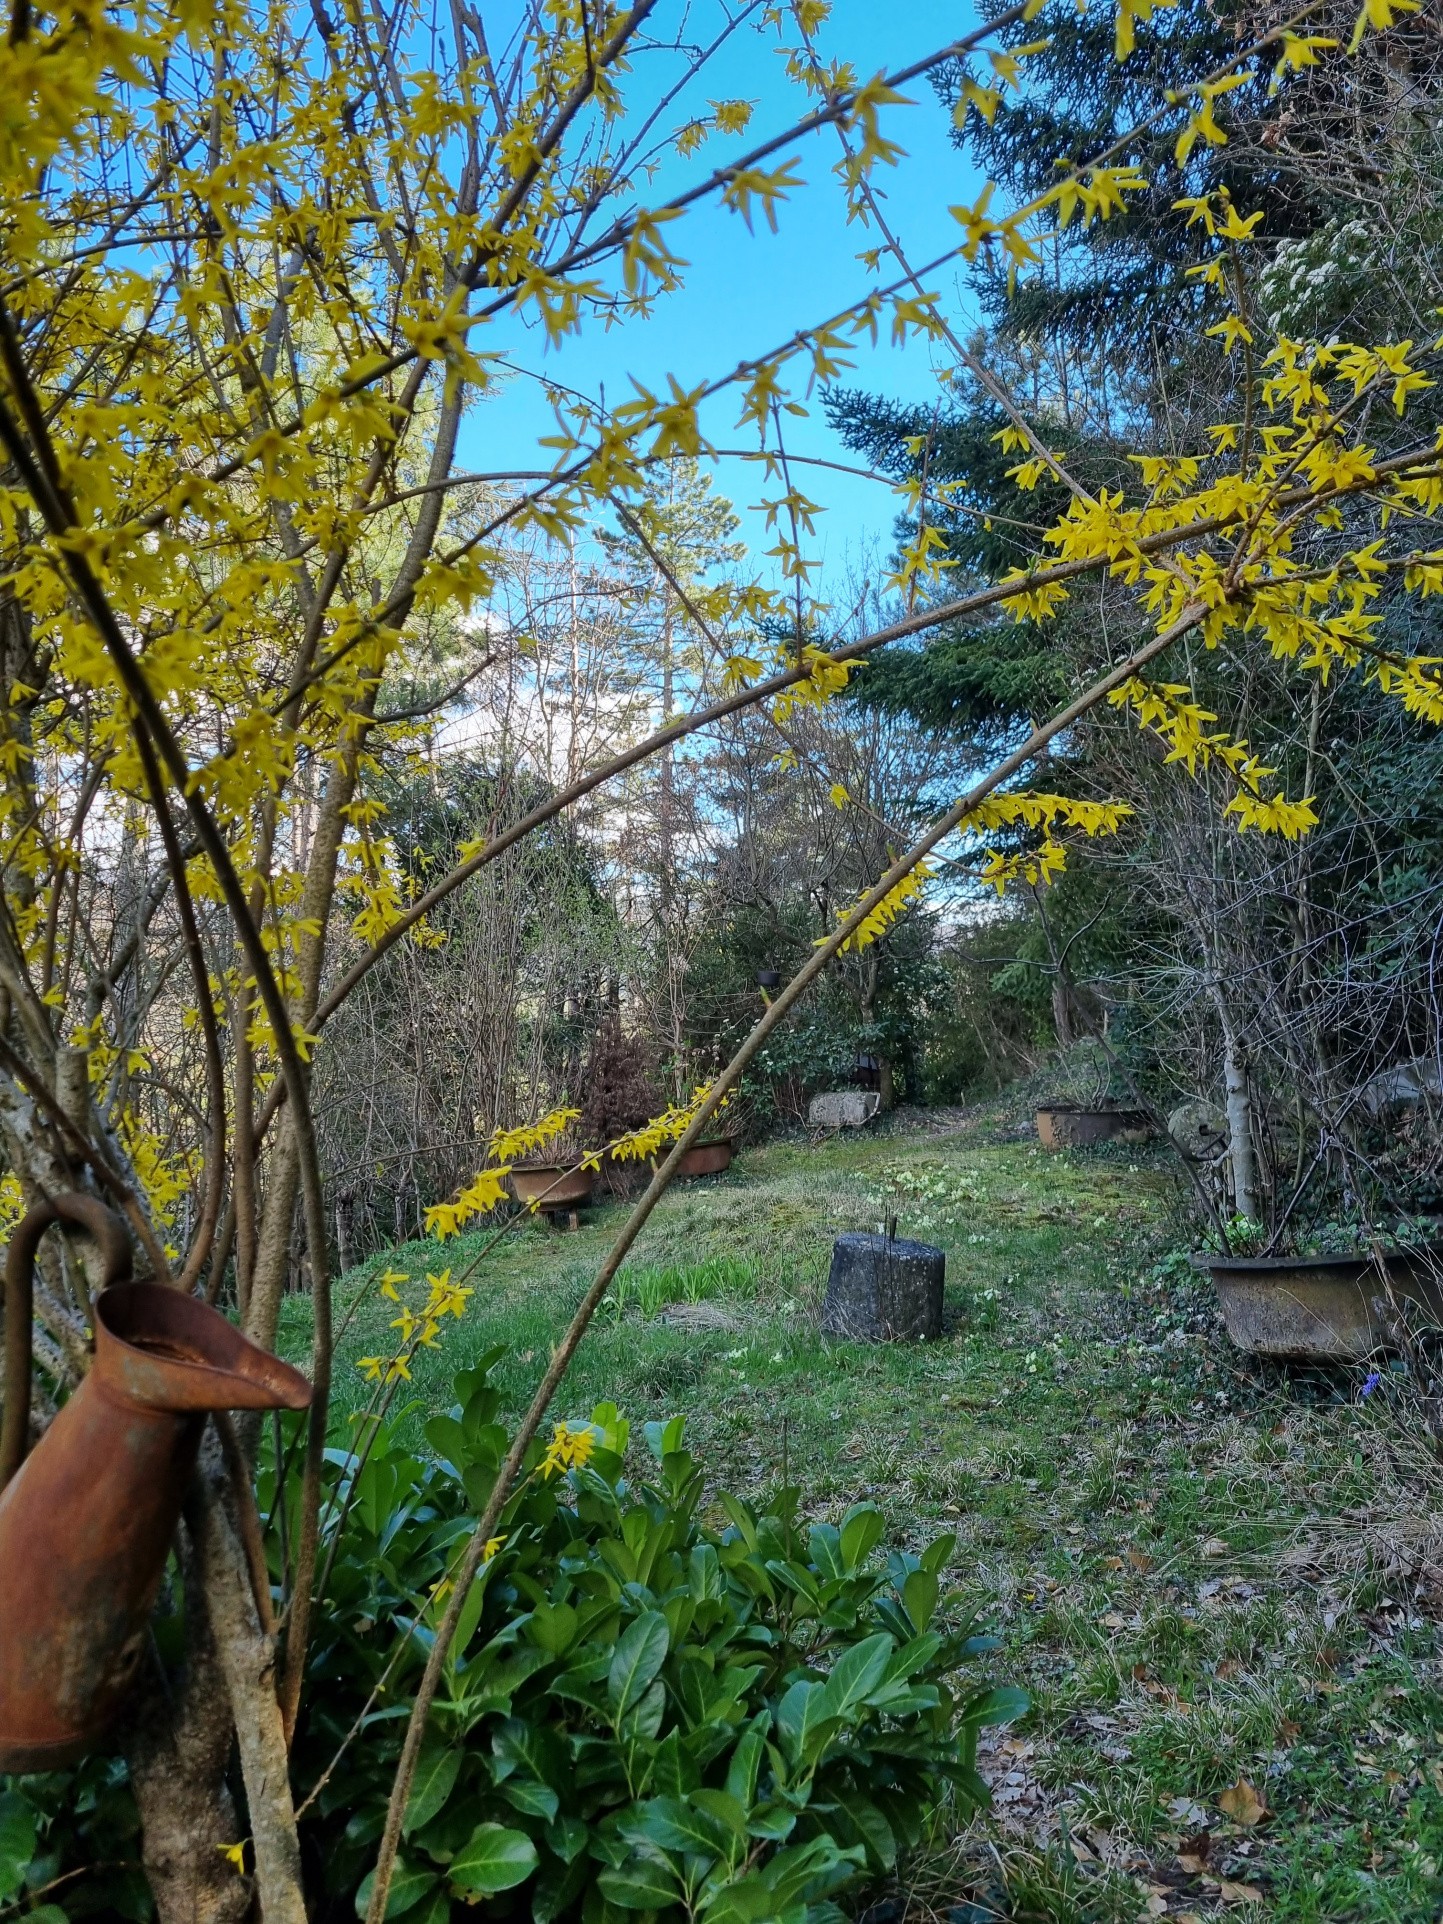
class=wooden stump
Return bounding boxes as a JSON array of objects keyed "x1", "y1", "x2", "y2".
[{"x1": 820, "y1": 1232, "x2": 944, "y2": 1341}]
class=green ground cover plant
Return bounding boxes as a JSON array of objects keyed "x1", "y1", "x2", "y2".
[
  {"x1": 284, "y1": 1367, "x2": 1021, "y2": 1923},
  {"x1": 302, "y1": 1111, "x2": 1443, "y2": 1923}
]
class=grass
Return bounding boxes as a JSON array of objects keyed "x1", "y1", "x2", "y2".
[{"x1": 281, "y1": 1109, "x2": 1443, "y2": 1924}]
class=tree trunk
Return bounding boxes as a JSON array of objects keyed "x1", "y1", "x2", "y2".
[
  {"x1": 1214, "y1": 993, "x2": 1259, "y2": 1222},
  {"x1": 191, "y1": 1470, "x2": 309, "y2": 1924},
  {"x1": 124, "y1": 1456, "x2": 311, "y2": 1924},
  {"x1": 125, "y1": 1546, "x2": 252, "y2": 1924},
  {"x1": 1050, "y1": 972, "x2": 1075, "y2": 1048},
  {"x1": 335, "y1": 1188, "x2": 355, "y2": 1277}
]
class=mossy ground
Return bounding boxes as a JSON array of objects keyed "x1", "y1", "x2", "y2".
[{"x1": 285, "y1": 1111, "x2": 1443, "y2": 1924}]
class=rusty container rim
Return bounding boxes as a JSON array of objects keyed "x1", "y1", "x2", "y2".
[
  {"x1": 1191, "y1": 1243, "x2": 1443, "y2": 1279},
  {"x1": 1035, "y1": 1103, "x2": 1149, "y2": 1118},
  {"x1": 94, "y1": 1283, "x2": 313, "y2": 1414}
]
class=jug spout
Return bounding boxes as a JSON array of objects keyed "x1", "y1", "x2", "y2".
[
  {"x1": 94, "y1": 1282, "x2": 314, "y2": 1413},
  {"x1": 0, "y1": 1204, "x2": 313, "y2": 1771}
]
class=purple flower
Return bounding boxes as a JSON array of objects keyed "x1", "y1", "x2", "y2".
[{"x1": 1360, "y1": 1370, "x2": 1382, "y2": 1398}]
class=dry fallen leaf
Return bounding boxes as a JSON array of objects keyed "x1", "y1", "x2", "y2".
[
  {"x1": 1217, "y1": 1878, "x2": 1265, "y2": 1904},
  {"x1": 1218, "y1": 1777, "x2": 1269, "y2": 1827},
  {"x1": 1099, "y1": 1610, "x2": 1128, "y2": 1631},
  {"x1": 1127, "y1": 1547, "x2": 1154, "y2": 1572},
  {"x1": 1201, "y1": 1537, "x2": 1228, "y2": 1557},
  {"x1": 1104, "y1": 1555, "x2": 1124, "y2": 1571}
]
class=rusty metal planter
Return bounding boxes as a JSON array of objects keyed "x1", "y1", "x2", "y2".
[
  {"x1": 0, "y1": 1256, "x2": 311, "y2": 1772},
  {"x1": 1195, "y1": 1245, "x2": 1443, "y2": 1360},
  {"x1": 508, "y1": 1162, "x2": 595, "y2": 1212},
  {"x1": 668, "y1": 1138, "x2": 733, "y2": 1180},
  {"x1": 1035, "y1": 1105, "x2": 1152, "y2": 1150}
]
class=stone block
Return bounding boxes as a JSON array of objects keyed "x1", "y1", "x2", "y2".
[
  {"x1": 820, "y1": 1231, "x2": 944, "y2": 1341},
  {"x1": 808, "y1": 1090, "x2": 880, "y2": 1129}
]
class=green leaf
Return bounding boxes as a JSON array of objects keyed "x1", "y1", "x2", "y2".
[
  {"x1": 643, "y1": 1415, "x2": 686, "y2": 1461},
  {"x1": 959, "y1": 1683, "x2": 1030, "y2": 1729},
  {"x1": 885, "y1": 1630, "x2": 942, "y2": 1683},
  {"x1": 701, "y1": 1870, "x2": 787, "y2": 1924},
  {"x1": 919, "y1": 1530, "x2": 956, "y2": 1575},
  {"x1": 724, "y1": 1718, "x2": 767, "y2": 1807},
  {"x1": 807, "y1": 1522, "x2": 845, "y2": 1583},
  {"x1": 688, "y1": 1541, "x2": 723, "y2": 1599},
  {"x1": 449, "y1": 1823, "x2": 539, "y2": 1895},
  {"x1": 764, "y1": 1557, "x2": 822, "y2": 1608},
  {"x1": 526, "y1": 1598, "x2": 579, "y2": 1655},
  {"x1": 821, "y1": 1631, "x2": 892, "y2": 1715},
  {"x1": 645, "y1": 1728, "x2": 692, "y2": 1798},
  {"x1": 500, "y1": 1776, "x2": 560, "y2": 1822},
  {"x1": 599, "y1": 1853, "x2": 682, "y2": 1910},
  {"x1": 533, "y1": 1846, "x2": 590, "y2": 1924},
  {"x1": 621, "y1": 1675, "x2": 666, "y2": 1742},
  {"x1": 0, "y1": 1794, "x2": 35, "y2": 1902},
  {"x1": 691, "y1": 1788, "x2": 747, "y2": 1840},
  {"x1": 402, "y1": 1745, "x2": 460, "y2": 1837},
  {"x1": 745, "y1": 1800, "x2": 797, "y2": 1842},
  {"x1": 761, "y1": 1835, "x2": 862, "y2": 1910},
  {"x1": 447, "y1": 1571, "x2": 488, "y2": 1662},
  {"x1": 628, "y1": 1795, "x2": 725, "y2": 1858},
  {"x1": 900, "y1": 1566, "x2": 939, "y2": 1633},
  {"x1": 836, "y1": 1790, "x2": 896, "y2": 1871},
  {"x1": 354, "y1": 1860, "x2": 439, "y2": 1919},
  {"x1": 717, "y1": 1492, "x2": 757, "y2": 1548},
  {"x1": 775, "y1": 1679, "x2": 840, "y2": 1766},
  {"x1": 423, "y1": 1412, "x2": 468, "y2": 1466},
  {"x1": 838, "y1": 1503, "x2": 884, "y2": 1572},
  {"x1": 545, "y1": 1814, "x2": 588, "y2": 1864},
  {"x1": 493, "y1": 1715, "x2": 565, "y2": 1789},
  {"x1": 607, "y1": 1609, "x2": 669, "y2": 1717}
]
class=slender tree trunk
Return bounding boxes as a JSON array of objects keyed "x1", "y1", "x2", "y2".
[
  {"x1": 1212, "y1": 987, "x2": 1259, "y2": 1222},
  {"x1": 246, "y1": 720, "x2": 364, "y2": 1348},
  {"x1": 189, "y1": 1467, "x2": 308, "y2": 1924},
  {"x1": 1050, "y1": 974, "x2": 1075, "y2": 1048},
  {"x1": 124, "y1": 1545, "x2": 251, "y2": 1924},
  {"x1": 335, "y1": 1188, "x2": 354, "y2": 1277}
]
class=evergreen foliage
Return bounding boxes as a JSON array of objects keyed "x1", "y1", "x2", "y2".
[{"x1": 940, "y1": 0, "x2": 1306, "y2": 356}]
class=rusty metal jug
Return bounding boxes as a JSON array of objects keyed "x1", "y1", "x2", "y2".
[{"x1": 0, "y1": 1195, "x2": 311, "y2": 1770}]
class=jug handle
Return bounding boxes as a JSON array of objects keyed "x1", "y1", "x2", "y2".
[{"x1": 1, "y1": 1192, "x2": 133, "y2": 1492}]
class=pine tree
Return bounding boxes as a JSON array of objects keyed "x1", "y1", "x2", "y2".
[{"x1": 945, "y1": 0, "x2": 1307, "y2": 358}]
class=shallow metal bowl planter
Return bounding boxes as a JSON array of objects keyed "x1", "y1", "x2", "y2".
[
  {"x1": 1196, "y1": 1245, "x2": 1443, "y2": 1360},
  {"x1": 668, "y1": 1137, "x2": 733, "y2": 1180},
  {"x1": 508, "y1": 1161, "x2": 594, "y2": 1211},
  {"x1": 1035, "y1": 1104, "x2": 1152, "y2": 1150}
]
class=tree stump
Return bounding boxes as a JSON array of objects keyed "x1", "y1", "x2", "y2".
[{"x1": 820, "y1": 1232, "x2": 944, "y2": 1341}]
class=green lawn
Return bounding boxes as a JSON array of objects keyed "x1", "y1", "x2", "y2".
[{"x1": 283, "y1": 1112, "x2": 1443, "y2": 1924}]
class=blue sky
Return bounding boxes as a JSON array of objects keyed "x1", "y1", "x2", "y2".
[{"x1": 460, "y1": 2, "x2": 990, "y2": 599}]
